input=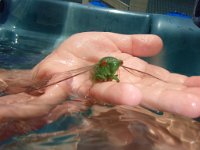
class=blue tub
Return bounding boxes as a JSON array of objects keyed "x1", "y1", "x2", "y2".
[{"x1": 1, "y1": 0, "x2": 200, "y2": 149}]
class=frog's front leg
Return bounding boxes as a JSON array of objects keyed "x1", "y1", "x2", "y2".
[{"x1": 112, "y1": 74, "x2": 120, "y2": 82}]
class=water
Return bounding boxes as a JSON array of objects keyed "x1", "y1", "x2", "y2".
[
  {"x1": 0, "y1": 37, "x2": 200, "y2": 150},
  {"x1": 0, "y1": 30, "x2": 58, "y2": 69},
  {"x1": 1, "y1": 103, "x2": 200, "y2": 150}
]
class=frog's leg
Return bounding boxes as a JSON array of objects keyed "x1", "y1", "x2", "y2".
[
  {"x1": 95, "y1": 74, "x2": 107, "y2": 82},
  {"x1": 112, "y1": 74, "x2": 120, "y2": 82}
]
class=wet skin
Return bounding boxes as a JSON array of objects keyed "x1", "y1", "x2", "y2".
[{"x1": 1, "y1": 32, "x2": 200, "y2": 120}]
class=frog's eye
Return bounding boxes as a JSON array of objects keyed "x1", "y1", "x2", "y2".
[{"x1": 100, "y1": 60, "x2": 107, "y2": 67}]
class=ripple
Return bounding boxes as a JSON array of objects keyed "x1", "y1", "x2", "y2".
[{"x1": 1, "y1": 102, "x2": 200, "y2": 150}]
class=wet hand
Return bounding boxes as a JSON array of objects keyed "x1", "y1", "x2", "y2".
[
  {"x1": 1, "y1": 32, "x2": 200, "y2": 119},
  {"x1": 32, "y1": 32, "x2": 200, "y2": 118}
]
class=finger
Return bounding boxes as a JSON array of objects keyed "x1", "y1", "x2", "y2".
[
  {"x1": 141, "y1": 87, "x2": 200, "y2": 118},
  {"x1": 184, "y1": 76, "x2": 200, "y2": 87},
  {"x1": 0, "y1": 78, "x2": 74, "y2": 119},
  {"x1": 104, "y1": 33, "x2": 163, "y2": 57},
  {"x1": 184, "y1": 87, "x2": 200, "y2": 98},
  {"x1": 0, "y1": 92, "x2": 55, "y2": 119},
  {"x1": 89, "y1": 82, "x2": 142, "y2": 106},
  {"x1": 0, "y1": 103, "x2": 51, "y2": 119},
  {"x1": 36, "y1": 80, "x2": 72, "y2": 105},
  {"x1": 145, "y1": 64, "x2": 187, "y2": 83},
  {"x1": 64, "y1": 32, "x2": 163, "y2": 59},
  {"x1": 0, "y1": 80, "x2": 71, "y2": 119},
  {"x1": 120, "y1": 56, "x2": 187, "y2": 84}
]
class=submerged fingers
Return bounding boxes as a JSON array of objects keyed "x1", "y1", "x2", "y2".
[{"x1": 0, "y1": 93, "x2": 52, "y2": 119}]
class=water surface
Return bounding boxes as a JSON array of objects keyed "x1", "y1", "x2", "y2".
[{"x1": 1, "y1": 103, "x2": 200, "y2": 150}]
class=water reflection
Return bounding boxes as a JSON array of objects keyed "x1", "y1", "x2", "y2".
[{"x1": 1, "y1": 100, "x2": 200, "y2": 150}]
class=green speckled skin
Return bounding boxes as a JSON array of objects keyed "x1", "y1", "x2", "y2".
[{"x1": 92, "y1": 57, "x2": 123, "y2": 82}]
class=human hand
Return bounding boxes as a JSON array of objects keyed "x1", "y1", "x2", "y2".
[
  {"x1": 31, "y1": 32, "x2": 200, "y2": 118},
  {"x1": 1, "y1": 32, "x2": 200, "y2": 119}
]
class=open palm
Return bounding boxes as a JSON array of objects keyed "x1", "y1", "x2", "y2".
[{"x1": 1, "y1": 32, "x2": 200, "y2": 119}]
